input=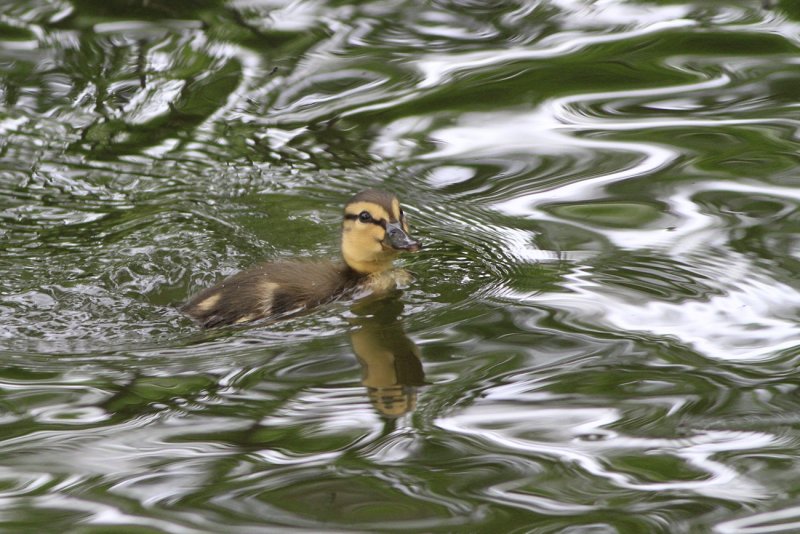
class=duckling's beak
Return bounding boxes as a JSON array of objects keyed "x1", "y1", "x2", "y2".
[{"x1": 384, "y1": 221, "x2": 421, "y2": 252}]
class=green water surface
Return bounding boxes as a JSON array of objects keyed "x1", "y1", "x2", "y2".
[{"x1": 2, "y1": 0, "x2": 800, "y2": 532}]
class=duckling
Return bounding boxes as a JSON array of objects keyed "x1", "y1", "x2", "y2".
[{"x1": 181, "y1": 189, "x2": 420, "y2": 328}]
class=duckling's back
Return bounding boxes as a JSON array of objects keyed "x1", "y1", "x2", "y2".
[{"x1": 182, "y1": 261, "x2": 359, "y2": 328}]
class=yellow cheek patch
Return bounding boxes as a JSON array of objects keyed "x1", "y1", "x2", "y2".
[
  {"x1": 343, "y1": 219, "x2": 384, "y2": 241},
  {"x1": 351, "y1": 224, "x2": 385, "y2": 245},
  {"x1": 391, "y1": 198, "x2": 400, "y2": 220}
]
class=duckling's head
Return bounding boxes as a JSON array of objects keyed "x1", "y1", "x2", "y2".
[{"x1": 342, "y1": 189, "x2": 420, "y2": 274}]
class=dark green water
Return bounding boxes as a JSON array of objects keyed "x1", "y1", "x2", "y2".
[{"x1": 3, "y1": 0, "x2": 800, "y2": 532}]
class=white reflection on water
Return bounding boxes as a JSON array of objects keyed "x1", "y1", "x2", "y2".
[
  {"x1": 716, "y1": 505, "x2": 800, "y2": 534},
  {"x1": 437, "y1": 403, "x2": 777, "y2": 503},
  {"x1": 421, "y1": 107, "x2": 675, "y2": 198},
  {"x1": 544, "y1": 0, "x2": 692, "y2": 29},
  {"x1": 426, "y1": 165, "x2": 476, "y2": 188},
  {"x1": 118, "y1": 79, "x2": 186, "y2": 125},
  {"x1": 414, "y1": 18, "x2": 695, "y2": 89},
  {"x1": 511, "y1": 248, "x2": 800, "y2": 362},
  {"x1": 258, "y1": 386, "x2": 385, "y2": 440},
  {"x1": 486, "y1": 479, "x2": 596, "y2": 516}
]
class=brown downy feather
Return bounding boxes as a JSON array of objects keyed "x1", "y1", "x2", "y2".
[{"x1": 181, "y1": 261, "x2": 361, "y2": 328}]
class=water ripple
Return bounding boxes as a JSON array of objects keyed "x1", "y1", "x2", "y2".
[
  {"x1": 415, "y1": 18, "x2": 697, "y2": 89},
  {"x1": 437, "y1": 404, "x2": 777, "y2": 502},
  {"x1": 4, "y1": 0, "x2": 800, "y2": 531}
]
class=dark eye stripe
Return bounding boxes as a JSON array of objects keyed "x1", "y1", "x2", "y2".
[{"x1": 344, "y1": 213, "x2": 386, "y2": 227}]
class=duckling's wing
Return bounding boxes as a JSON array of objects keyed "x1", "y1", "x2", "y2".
[
  {"x1": 181, "y1": 264, "x2": 278, "y2": 328},
  {"x1": 181, "y1": 261, "x2": 356, "y2": 328}
]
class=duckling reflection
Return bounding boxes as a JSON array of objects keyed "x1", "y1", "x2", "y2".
[{"x1": 348, "y1": 295, "x2": 424, "y2": 418}]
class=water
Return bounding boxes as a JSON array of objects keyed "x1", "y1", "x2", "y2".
[{"x1": 2, "y1": 0, "x2": 800, "y2": 531}]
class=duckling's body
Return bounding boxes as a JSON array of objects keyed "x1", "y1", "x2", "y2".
[{"x1": 181, "y1": 189, "x2": 420, "y2": 328}]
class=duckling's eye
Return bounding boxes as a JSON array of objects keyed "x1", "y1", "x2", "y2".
[{"x1": 358, "y1": 211, "x2": 372, "y2": 223}]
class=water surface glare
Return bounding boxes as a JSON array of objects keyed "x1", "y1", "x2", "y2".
[{"x1": 2, "y1": 0, "x2": 800, "y2": 532}]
